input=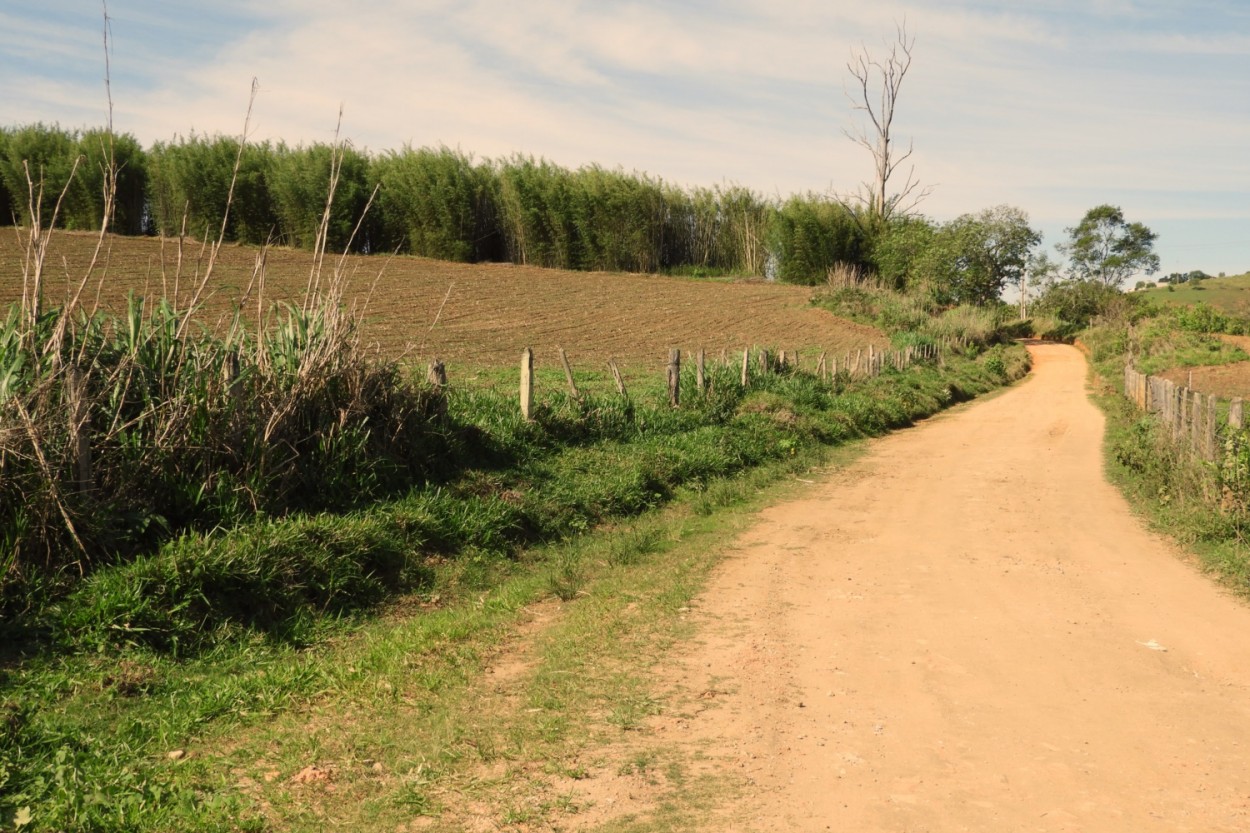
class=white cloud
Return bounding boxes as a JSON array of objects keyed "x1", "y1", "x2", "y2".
[{"x1": 3, "y1": 0, "x2": 1249, "y2": 274}]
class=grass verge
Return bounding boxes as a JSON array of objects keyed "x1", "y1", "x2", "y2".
[
  {"x1": 1, "y1": 346, "x2": 1028, "y2": 832},
  {"x1": 1094, "y1": 381, "x2": 1250, "y2": 598}
]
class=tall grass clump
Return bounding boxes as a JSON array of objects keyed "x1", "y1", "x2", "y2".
[
  {"x1": 374, "y1": 145, "x2": 501, "y2": 261},
  {"x1": 0, "y1": 123, "x2": 148, "y2": 235},
  {"x1": 0, "y1": 119, "x2": 444, "y2": 620},
  {"x1": 567, "y1": 165, "x2": 668, "y2": 273},
  {"x1": 496, "y1": 155, "x2": 581, "y2": 268},
  {"x1": 147, "y1": 133, "x2": 277, "y2": 243},
  {"x1": 269, "y1": 140, "x2": 378, "y2": 252},
  {"x1": 768, "y1": 194, "x2": 866, "y2": 285}
]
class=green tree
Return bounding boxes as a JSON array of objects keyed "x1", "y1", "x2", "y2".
[
  {"x1": 75, "y1": 129, "x2": 149, "y2": 235},
  {"x1": 0, "y1": 124, "x2": 147, "y2": 234},
  {"x1": 496, "y1": 155, "x2": 580, "y2": 268},
  {"x1": 1059, "y1": 204, "x2": 1159, "y2": 287},
  {"x1": 1032, "y1": 279, "x2": 1125, "y2": 329},
  {"x1": 568, "y1": 165, "x2": 667, "y2": 273},
  {"x1": 920, "y1": 205, "x2": 1041, "y2": 306},
  {"x1": 0, "y1": 124, "x2": 82, "y2": 229}
]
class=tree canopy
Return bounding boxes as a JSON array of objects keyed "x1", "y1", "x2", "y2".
[
  {"x1": 1059, "y1": 204, "x2": 1159, "y2": 287},
  {"x1": 871, "y1": 205, "x2": 1040, "y2": 306}
]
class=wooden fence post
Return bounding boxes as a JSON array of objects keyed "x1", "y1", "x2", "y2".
[
  {"x1": 427, "y1": 359, "x2": 447, "y2": 387},
  {"x1": 65, "y1": 365, "x2": 92, "y2": 492},
  {"x1": 758, "y1": 348, "x2": 769, "y2": 375},
  {"x1": 1230, "y1": 397, "x2": 1244, "y2": 430},
  {"x1": 1205, "y1": 394, "x2": 1218, "y2": 461},
  {"x1": 1172, "y1": 383, "x2": 1181, "y2": 438},
  {"x1": 520, "y1": 348, "x2": 534, "y2": 421},
  {"x1": 667, "y1": 348, "x2": 681, "y2": 407},
  {"x1": 557, "y1": 347, "x2": 580, "y2": 399},
  {"x1": 1191, "y1": 390, "x2": 1203, "y2": 454},
  {"x1": 608, "y1": 359, "x2": 628, "y2": 399},
  {"x1": 741, "y1": 348, "x2": 750, "y2": 388}
]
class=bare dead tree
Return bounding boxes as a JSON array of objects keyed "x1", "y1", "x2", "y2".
[{"x1": 843, "y1": 22, "x2": 929, "y2": 225}]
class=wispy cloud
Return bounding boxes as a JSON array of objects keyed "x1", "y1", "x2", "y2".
[{"x1": 2, "y1": 0, "x2": 1248, "y2": 273}]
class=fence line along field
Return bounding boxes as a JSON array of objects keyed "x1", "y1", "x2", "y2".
[{"x1": 0, "y1": 232, "x2": 884, "y2": 373}]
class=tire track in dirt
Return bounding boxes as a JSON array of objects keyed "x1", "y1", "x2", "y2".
[{"x1": 642, "y1": 342, "x2": 1250, "y2": 831}]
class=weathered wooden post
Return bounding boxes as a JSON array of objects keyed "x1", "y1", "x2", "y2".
[
  {"x1": 816, "y1": 351, "x2": 827, "y2": 381},
  {"x1": 1170, "y1": 382, "x2": 1180, "y2": 440},
  {"x1": 740, "y1": 348, "x2": 750, "y2": 388},
  {"x1": 667, "y1": 348, "x2": 681, "y2": 407},
  {"x1": 1230, "y1": 397, "x2": 1244, "y2": 430},
  {"x1": 608, "y1": 359, "x2": 628, "y2": 399},
  {"x1": 1191, "y1": 390, "x2": 1203, "y2": 454},
  {"x1": 758, "y1": 348, "x2": 769, "y2": 375},
  {"x1": 65, "y1": 365, "x2": 92, "y2": 492},
  {"x1": 558, "y1": 347, "x2": 580, "y2": 399},
  {"x1": 696, "y1": 348, "x2": 706, "y2": 395},
  {"x1": 427, "y1": 359, "x2": 447, "y2": 387},
  {"x1": 520, "y1": 348, "x2": 534, "y2": 421},
  {"x1": 1205, "y1": 394, "x2": 1218, "y2": 461}
]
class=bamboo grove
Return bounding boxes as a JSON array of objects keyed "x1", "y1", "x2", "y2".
[{"x1": 0, "y1": 124, "x2": 867, "y2": 284}]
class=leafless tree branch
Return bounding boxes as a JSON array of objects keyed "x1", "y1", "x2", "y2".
[{"x1": 841, "y1": 21, "x2": 929, "y2": 224}]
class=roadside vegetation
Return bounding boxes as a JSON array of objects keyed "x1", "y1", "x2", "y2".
[
  {"x1": 4, "y1": 14, "x2": 1230, "y2": 827},
  {"x1": 1056, "y1": 277, "x2": 1250, "y2": 600},
  {"x1": 0, "y1": 115, "x2": 1042, "y2": 829}
]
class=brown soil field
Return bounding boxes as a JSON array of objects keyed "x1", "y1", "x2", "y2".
[
  {"x1": 0, "y1": 232, "x2": 884, "y2": 374},
  {"x1": 1155, "y1": 336, "x2": 1250, "y2": 398},
  {"x1": 1158, "y1": 362, "x2": 1250, "y2": 399}
]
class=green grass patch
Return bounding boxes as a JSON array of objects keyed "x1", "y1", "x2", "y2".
[
  {"x1": 1137, "y1": 272, "x2": 1250, "y2": 315},
  {"x1": 1, "y1": 345, "x2": 1027, "y2": 832},
  {"x1": 1096, "y1": 384, "x2": 1250, "y2": 596}
]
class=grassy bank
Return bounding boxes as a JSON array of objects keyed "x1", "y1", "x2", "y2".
[
  {"x1": 1082, "y1": 312, "x2": 1250, "y2": 601},
  {"x1": 1, "y1": 341, "x2": 1028, "y2": 832}
]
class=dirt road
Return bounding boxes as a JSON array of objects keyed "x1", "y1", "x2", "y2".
[{"x1": 658, "y1": 342, "x2": 1250, "y2": 831}]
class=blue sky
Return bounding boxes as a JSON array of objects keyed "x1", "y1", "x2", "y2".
[{"x1": 3, "y1": 0, "x2": 1248, "y2": 280}]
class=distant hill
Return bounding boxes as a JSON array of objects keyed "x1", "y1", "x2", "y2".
[{"x1": 1137, "y1": 272, "x2": 1250, "y2": 314}]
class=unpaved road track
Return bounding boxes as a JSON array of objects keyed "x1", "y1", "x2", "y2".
[{"x1": 660, "y1": 342, "x2": 1250, "y2": 831}]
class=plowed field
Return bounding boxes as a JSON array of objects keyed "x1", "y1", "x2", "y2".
[{"x1": 0, "y1": 232, "x2": 883, "y2": 374}]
